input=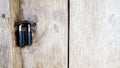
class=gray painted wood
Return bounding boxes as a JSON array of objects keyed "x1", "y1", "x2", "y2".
[
  {"x1": 0, "y1": 0, "x2": 12, "y2": 68},
  {"x1": 70, "y1": 0, "x2": 120, "y2": 68}
]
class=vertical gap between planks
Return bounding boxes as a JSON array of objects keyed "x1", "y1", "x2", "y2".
[{"x1": 68, "y1": 0, "x2": 70, "y2": 68}]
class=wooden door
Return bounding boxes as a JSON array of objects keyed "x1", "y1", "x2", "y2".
[
  {"x1": 1, "y1": 0, "x2": 120, "y2": 68},
  {"x1": 0, "y1": 0, "x2": 68, "y2": 68}
]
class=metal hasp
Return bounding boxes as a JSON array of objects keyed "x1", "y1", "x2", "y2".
[{"x1": 15, "y1": 20, "x2": 36, "y2": 47}]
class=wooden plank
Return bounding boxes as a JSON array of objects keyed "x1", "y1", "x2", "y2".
[
  {"x1": 11, "y1": 0, "x2": 68, "y2": 68},
  {"x1": 70, "y1": 0, "x2": 120, "y2": 68},
  {"x1": 10, "y1": 0, "x2": 23, "y2": 68},
  {"x1": 0, "y1": 0, "x2": 12, "y2": 68}
]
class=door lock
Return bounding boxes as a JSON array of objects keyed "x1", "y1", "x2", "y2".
[{"x1": 15, "y1": 20, "x2": 36, "y2": 47}]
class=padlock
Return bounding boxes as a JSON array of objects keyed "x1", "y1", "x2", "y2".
[
  {"x1": 18, "y1": 24, "x2": 32, "y2": 47},
  {"x1": 15, "y1": 20, "x2": 36, "y2": 47}
]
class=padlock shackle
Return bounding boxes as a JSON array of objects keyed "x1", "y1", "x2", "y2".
[
  {"x1": 28, "y1": 24, "x2": 31, "y2": 32},
  {"x1": 19, "y1": 24, "x2": 22, "y2": 31}
]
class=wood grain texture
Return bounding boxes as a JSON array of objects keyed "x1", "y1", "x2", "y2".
[
  {"x1": 70, "y1": 0, "x2": 120, "y2": 68},
  {"x1": 11, "y1": 0, "x2": 68, "y2": 68},
  {"x1": 0, "y1": 0, "x2": 12, "y2": 68},
  {"x1": 10, "y1": 0, "x2": 23, "y2": 68}
]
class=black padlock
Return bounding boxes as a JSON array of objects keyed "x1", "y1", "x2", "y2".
[
  {"x1": 18, "y1": 24, "x2": 32, "y2": 47},
  {"x1": 15, "y1": 20, "x2": 36, "y2": 47}
]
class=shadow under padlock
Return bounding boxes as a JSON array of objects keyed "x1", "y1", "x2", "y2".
[{"x1": 15, "y1": 20, "x2": 36, "y2": 47}]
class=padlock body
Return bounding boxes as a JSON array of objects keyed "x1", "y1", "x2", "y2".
[{"x1": 19, "y1": 31, "x2": 24, "y2": 47}]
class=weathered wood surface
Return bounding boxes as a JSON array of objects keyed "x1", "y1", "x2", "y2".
[
  {"x1": 0, "y1": 0, "x2": 12, "y2": 68},
  {"x1": 10, "y1": 0, "x2": 23, "y2": 68},
  {"x1": 10, "y1": 0, "x2": 68, "y2": 68},
  {"x1": 70, "y1": 0, "x2": 120, "y2": 68}
]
